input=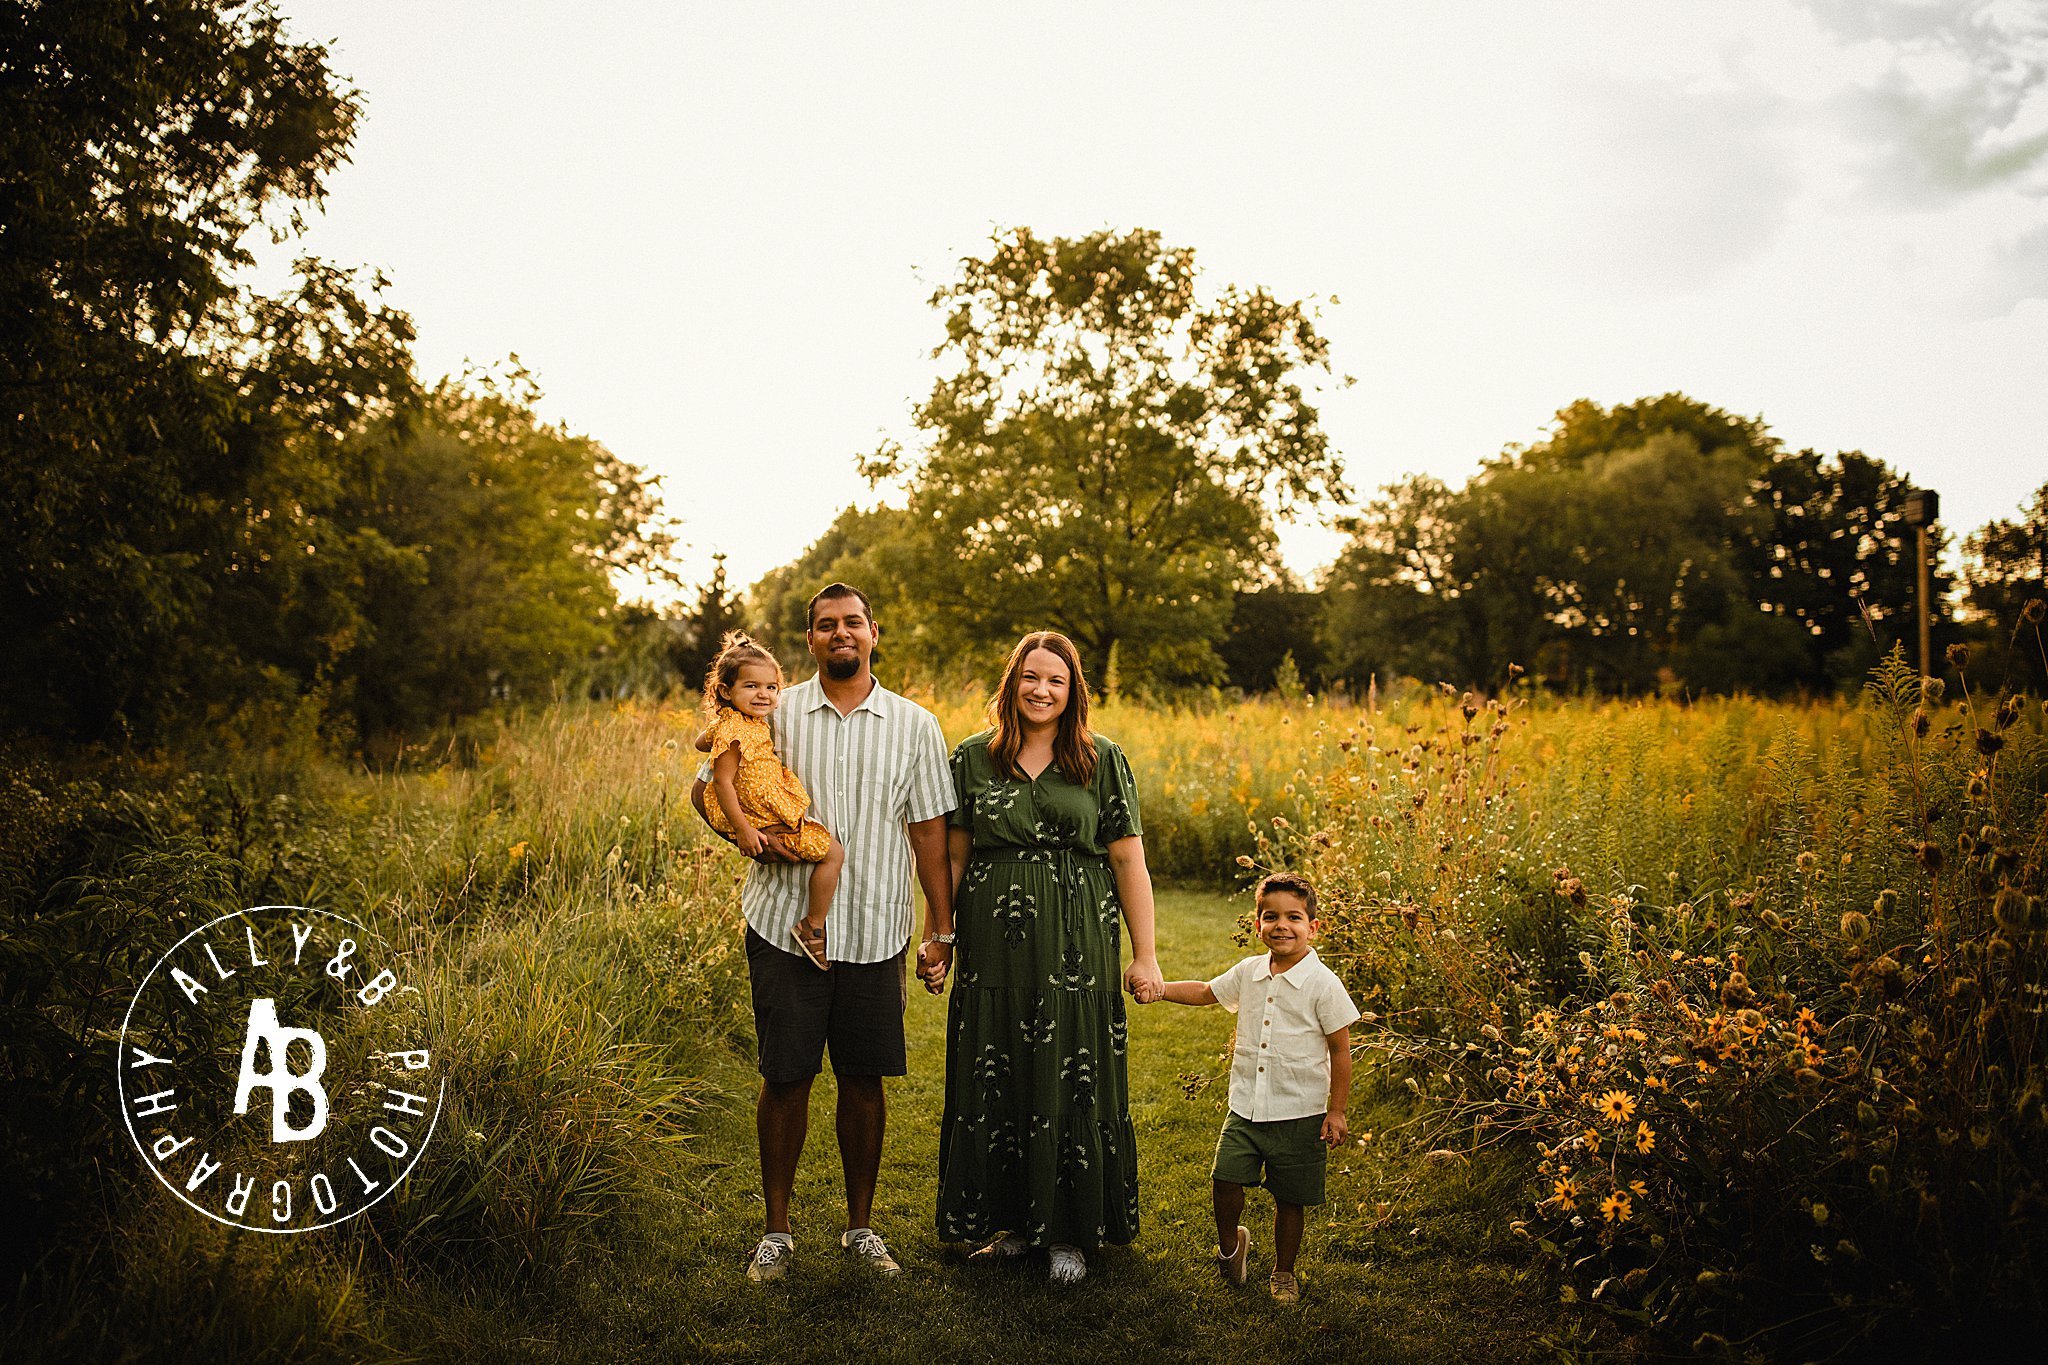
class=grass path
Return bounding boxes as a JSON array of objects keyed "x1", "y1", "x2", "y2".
[{"x1": 423, "y1": 890, "x2": 1562, "y2": 1363}]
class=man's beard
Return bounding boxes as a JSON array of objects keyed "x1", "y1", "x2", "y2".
[{"x1": 824, "y1": 655, "x2": 860, "y2": 681}]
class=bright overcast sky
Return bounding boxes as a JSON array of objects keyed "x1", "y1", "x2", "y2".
[{"x1": 260, "y1": 0, "x2": 2048, "y2": 599}]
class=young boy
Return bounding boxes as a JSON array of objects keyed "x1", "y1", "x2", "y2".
[{"x1": 1155, "y1": 872, "x2": 1360, "y2": 1303}]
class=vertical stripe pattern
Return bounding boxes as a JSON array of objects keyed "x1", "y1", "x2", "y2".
[{"x1": 701, "y1": 676, "x2": 954, "y2": 963}]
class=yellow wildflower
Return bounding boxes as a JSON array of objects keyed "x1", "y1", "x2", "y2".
[
  {"x1": 1635, "y1": 1121, "x2": 1656, "y2": 1154},
  {"x1": 508, "y1": 841, "x2": 530, "y2": 862},
  {"x1": 1629, "y1": 1179, "x2": 1649, "y2": 1198},
  {"x1": 1600, "y1": 1191, "x2": 1633, "y2": 1223},
  {"x1": 1597, "y1": 1089, "x2": 1637, "y2": 1124},
  {"x1": 1553, "y1": 1177, "x2": 1579, "y2": 1210}
]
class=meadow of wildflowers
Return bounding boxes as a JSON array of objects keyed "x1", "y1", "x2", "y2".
[
  {"x1": 1260, "y1": 647, "x2": 2048, "y2": 1352},
  {"x1": 6, "y1": 646, "x2": 2042, "y2": 1356}
]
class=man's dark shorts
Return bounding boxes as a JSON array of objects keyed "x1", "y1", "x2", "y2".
[{"x1": 745, "y1": 927, "x2": 907, "y2": 1084}]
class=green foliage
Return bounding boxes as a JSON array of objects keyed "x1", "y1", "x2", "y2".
[
  {"x1": 1962, "y1": 481, "x2": 2048, "y2": 692},
  {"x1": 0, "y1": 1, "x2": 401, "y2": 741},
  {"x1": 860, "y1": 227, "x2": 1345, "y2": 693},
  {"x1": 1221, "y1": 588, "x2": 1325, "y2": 693},
  {"x1": 745, "y1": 504, "x2": 923, "y2": 673},
  {"x1": 1323, "y1": 396, "x2": 1944, "y2": 695},
  {"x1": 339, "y1": 370, "x2": 671, "y2": 741},
  {"x1": 0, "y1": 3, "x2": 668, "y2": 749}
]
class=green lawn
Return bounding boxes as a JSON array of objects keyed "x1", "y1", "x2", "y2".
[{"x1": 403, "y1": 889, "x2": 1565, "y2": 1363}]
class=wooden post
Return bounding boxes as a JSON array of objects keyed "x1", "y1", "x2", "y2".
[{"x1": 1902, "y1": 487, "x2": 1939, "y2": 678}]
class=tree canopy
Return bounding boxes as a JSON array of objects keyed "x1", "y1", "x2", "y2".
[
  {"x1": 1324, "y1": 395, "x2": 1948, "y2": 695},
  {"x1": 0, "y1": 1, "x2": 668, "y2": 745},
  {"x1": 859, "y1": 227, "x2": 1345, "y2": 692}
]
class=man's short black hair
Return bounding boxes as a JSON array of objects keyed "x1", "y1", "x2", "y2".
[{"x1": 806, "y1": 582, "x2": 875, "y2": 630}]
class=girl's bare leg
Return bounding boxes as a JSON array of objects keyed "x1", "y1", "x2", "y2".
[{"x1": 805, "y1": 833, "x2": 844, "y2": 940}]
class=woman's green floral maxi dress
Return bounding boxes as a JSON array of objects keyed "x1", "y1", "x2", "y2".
[{"x1": 936, "y1": 730, "x2": 1143, "y2": 1250}]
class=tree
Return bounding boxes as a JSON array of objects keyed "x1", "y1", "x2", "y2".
[
  {"x1": 745, "y1": 504, "x2": 921, "y2": 673},
  {"x1": 1320, "y1": 475, "x2": 1473, "y2": 687},
  {"x1": 672, "y1": 553, "x2": 745, "y2": 696},
  {"x1": 1221, "y1": 588, "x2": 1326, "y2": 693},
  {"x1": 340, "y1": 371, "x2": 669, "y2": 739},
  {"x1": 1731, "y1": 448, "x2": 1947, "y2": 692},
  {"x1": 0, "y1": 0, "x2": 401, "y2": 740},
  {"x1": 1963, "y1": 483, "x2": 2048, "y2": 691},
  {"x1": 861, "y1": 227, "x2": 1345, "y2": 692},
  {"x1": 1321, "y1": 395, "x2": 1942, "y2": 695}
]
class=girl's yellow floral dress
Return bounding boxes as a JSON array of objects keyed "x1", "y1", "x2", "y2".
[{"x1": 702, "y1": 707, "x2": 833, "y2": 860}]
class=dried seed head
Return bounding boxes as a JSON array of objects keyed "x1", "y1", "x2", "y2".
[
  {"x1": 1993, "y1": 885, "x2": 2028, "y2": 934},
  {"x1": 1947, "y1": 643, "x2": 1970, "y2": 669},
  {"x1": 1921, "y1": 677, "x2": 1946, "y2": 704},
  {"x1": 2023, "y1": 599, "x2": 2046, "y2": 624},
  {"x1": 1873, "y1": 889, "x2": 1899, "y2": 916}
]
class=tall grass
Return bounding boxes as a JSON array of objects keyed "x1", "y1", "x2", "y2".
[
  {"x1": 2, "y1": 702, "x2": 748, "y2": 1357},
  {"x1": 5, "y1": 669, "x2": 2041, "y2": 1356}
]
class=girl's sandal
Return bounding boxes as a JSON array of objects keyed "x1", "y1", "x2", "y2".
[{"x1": 791, "y1": 920, "x2": 830, "y2": 971}]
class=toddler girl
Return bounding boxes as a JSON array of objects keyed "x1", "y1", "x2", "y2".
[{"x1": 696, "y1": 631, "x2": 844, "y2": 969}]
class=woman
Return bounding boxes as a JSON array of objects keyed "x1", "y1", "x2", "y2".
[{"x1": 929, "y1": 630, "x2": 1164, "y2": 1284}]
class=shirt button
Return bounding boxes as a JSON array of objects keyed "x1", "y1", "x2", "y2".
[{"x1": 1260, "y1": 1042, "x2": 1267, "y2": 1048}]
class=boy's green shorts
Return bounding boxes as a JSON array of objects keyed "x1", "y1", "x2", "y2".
[{"x1": 1211, "y1": 1111, "x2": 1328, "y2": 1207}]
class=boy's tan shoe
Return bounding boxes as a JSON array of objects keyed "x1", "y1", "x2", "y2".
[
  {"x1": 1269, "y1": 1269, "x2": 1300, "y2": 1303},
  {"x1": 1218, "y1": 1225, "x2": 1249, "y2": 1285}
]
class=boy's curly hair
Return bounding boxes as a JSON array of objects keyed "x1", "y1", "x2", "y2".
[
  {"x1": 1255, "y1": 871, "x2": 1318, "y2": 919},
  {"x1": 701, "y1": 630, "x2": 781, "y2": 715}
]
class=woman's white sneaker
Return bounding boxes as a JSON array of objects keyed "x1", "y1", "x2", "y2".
[{"x1": 1047, "y1": 1244, "x2": 1087, "y2": 1285}]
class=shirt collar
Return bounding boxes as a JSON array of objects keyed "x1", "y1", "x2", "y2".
[
  {"x1": 1252, "y1": 947, "x2": 1320, "y2": 985},
  {"x1": 798, "y1": 675, "x2": 889, "y2": 717}
]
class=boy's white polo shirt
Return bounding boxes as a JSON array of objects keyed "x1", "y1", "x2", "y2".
[{"x1": 1207, "y1": 948, "x2": 1361, "y2": 1122}]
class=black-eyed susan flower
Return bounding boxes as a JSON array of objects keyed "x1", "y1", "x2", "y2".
[
  {"x1": 1600, "y1": 1191, "x2": 1633, "y2": 1223},
  {"x1": 1597, "y1": 1089, "x2": 1637, "y2": 1124},
  {"x1": 1628, "y1": 1179, "x2": 1649, "y2": 1198},
  {"x1": 1552, "y1": 1177, "x2": 1579, "y2": 1210},
  {"x1": 1635, "y1": 1121, "x2": 1656, "y2": 1154}
]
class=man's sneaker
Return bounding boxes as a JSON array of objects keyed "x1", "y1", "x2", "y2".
[
  {"x1": 1269, "y1": 1269, "x2": 1301, "y2": 1303},
  {"x1": 841, "y1": 1227, "x2": 902, "y2": 1275},
  {"x1": 1218, "y1": 1225, "x2": 1249, "y2": 1285},
  {"x1": 746, "y1": 1234, "x2": 793, "y2": 1284}
]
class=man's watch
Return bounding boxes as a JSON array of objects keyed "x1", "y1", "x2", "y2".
[{"x1": 929, "y1": 932, "x2": 957, "y2": 945}]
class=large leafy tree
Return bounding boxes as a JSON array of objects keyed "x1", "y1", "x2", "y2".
[
  {"x1": 341, "y1": 371, "x2": 670, "y2": 739},
  {"x1": 1323, "y1": 395, "x2": 1936, "y2": 694},
  {"x1": 0, "y1": 0, "x2": 402, "y2": 739},
  {"x1": 862, "y1": 228, "x2": 1345, "y2": 692}
]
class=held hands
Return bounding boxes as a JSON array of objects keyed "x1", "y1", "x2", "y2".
[
  {"x1": 1320, "y1": 1110, "x2": 1349, "y2": 1147},
  {"x1": 915, "y1": 939, "x2": 953, "y2": 995},
  {"x1": 1123, "y1": 956, "x2": 1164, "y2": 1004}
]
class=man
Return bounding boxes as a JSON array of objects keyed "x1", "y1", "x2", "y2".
[{"x1": 691, "y1": 582, "x2": 956, "y2": 1283}]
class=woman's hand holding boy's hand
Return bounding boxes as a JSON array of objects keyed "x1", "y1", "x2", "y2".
[
  {"x1": 1123, "y1": 957, "x2": 1164, "y2": 1003},
  {"x1": 1320, "y1": 1111, "x2": 1349, "y2": 1147}
]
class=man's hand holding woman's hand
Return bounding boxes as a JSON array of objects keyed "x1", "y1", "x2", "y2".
[{"x1": 915, "y1": 939, "x2": 953, "y2": 995}]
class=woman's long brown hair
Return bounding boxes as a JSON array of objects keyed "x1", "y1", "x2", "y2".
[{"x1": 986, "y1": 631, "x2": 1097, "y2": 786}]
